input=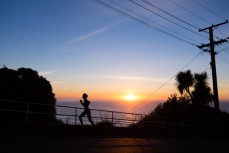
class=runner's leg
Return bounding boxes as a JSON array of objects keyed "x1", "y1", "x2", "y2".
[
  {"x1": 79, "y1": 110, "x2": 87, "y2": 125},
  {"x1": 87, "y1": 110, "x2": 94, "y2": 125}
]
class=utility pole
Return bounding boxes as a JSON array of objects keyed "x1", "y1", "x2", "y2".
[{"x1": 198, "y1": 20, "x2": 228, "y2": 112}]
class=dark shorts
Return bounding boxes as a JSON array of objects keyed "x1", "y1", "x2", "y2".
[{"x1": 79, "y1": 109, "x2": 92, "y2": 118}]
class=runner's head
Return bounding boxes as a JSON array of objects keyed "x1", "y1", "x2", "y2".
[{"x1": 82, "y1": 93, "x2": 88, "y2": 99}]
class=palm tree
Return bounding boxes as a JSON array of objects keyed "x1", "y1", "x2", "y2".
[
  {"x1": 175, "y1": 70, "x2": 194, "y2": 100},
  {"x1": 192, "y1": 72, "x2": 213, "y2": 106}
]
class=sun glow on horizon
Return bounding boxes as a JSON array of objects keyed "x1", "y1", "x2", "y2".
[{"x1": 123, "y1": 93, "x2": 138, "y2": 101}]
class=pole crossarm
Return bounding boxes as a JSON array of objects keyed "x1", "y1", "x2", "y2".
[
  {"x1": 197, "y1": 39, "x2": 228, "y2": 49},
  {"x1": 199, "y1": 20, "x2": 228, "y2": 32}
]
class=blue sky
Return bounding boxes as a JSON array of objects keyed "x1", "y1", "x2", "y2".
[{"x1": 1, "y1": 0, "x2": 229, "y2": 109}]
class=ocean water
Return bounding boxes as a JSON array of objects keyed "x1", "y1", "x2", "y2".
[
  {"x1": 56, "y1": 99, "x2": 160, "y2": 125},
  {"x1": 56, "y1": 99, "x2": 160, "y2": 114},
  {"x1": 56, "y1": 99, "x2": 229, "y2": 125},
  {"x1": 219, "y1": 101, "x2": 229, "y2": 113}
]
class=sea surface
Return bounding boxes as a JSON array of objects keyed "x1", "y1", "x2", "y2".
[
  {"x1": 56, "y1": 100, "x2": 159, "y2": 114},
  {"x1": 56, "y1": 99, "x2": 160, "y2": 125},
  {"x1": 56, "y1": 99, "x2": 229, "y2": 125},
  {"x1": 219, "y1": 101, "x2": 229, "y2": 113}
]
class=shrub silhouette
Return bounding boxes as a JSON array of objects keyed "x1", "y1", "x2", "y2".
[
  {"x1": 96, "y1": 120, "x2": 114, "y2": 127},
  {"x1": 131, "y1": 94, "x2": 229, "y2": 129},
  {"x1": 0, "y1": 66, "x2": 56, "y2": 123}
]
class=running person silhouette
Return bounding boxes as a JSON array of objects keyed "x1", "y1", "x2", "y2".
[{"x1": 79, "y1": 93, "x2": 94, "y2": 125}]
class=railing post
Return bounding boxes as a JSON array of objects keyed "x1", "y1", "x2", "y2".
[
  {"x1": 75, "y1": 107, "x2": 77, "y2": 125},
  {"x1": 26, "y1": 103, "x2": 29, "y2": 123},
  {"x1": 111, "y1": 111, "x2": 114, "y2": 125}
]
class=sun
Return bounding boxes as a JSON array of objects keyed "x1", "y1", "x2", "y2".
[{"x1": 124, "y1": 93, "x2": 137, "y2": 101}]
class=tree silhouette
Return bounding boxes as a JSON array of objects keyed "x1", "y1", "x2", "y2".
[
  {"x1": 175, "y1": 70, "x2": 194, "y2": 100},
  {"x1": 0, "y1": 66, "x2": 56, "y2": 123},
  {"x1": 175, "y1": 70, "x2": 212, "y2": 106},
  {"x1": 192, "y1": 72, "x2": 213, "y2": 106}
]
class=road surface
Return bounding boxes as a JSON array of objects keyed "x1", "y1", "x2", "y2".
[{"x1": 1, "y1": 135, "x2": 229, "y2": 153}]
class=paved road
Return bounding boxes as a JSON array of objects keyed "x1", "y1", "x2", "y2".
[{"x1": 1, "y1": 135, "x2": 229, "y2": 153}]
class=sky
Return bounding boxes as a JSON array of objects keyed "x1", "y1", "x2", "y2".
[{"x1": 1, "y1": 0, "x2": 229, "y2": 112}]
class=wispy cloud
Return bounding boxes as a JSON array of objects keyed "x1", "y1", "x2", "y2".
[
  {"x1": 51, "y1": 81, "x2": 62, "y2": 84},
  {"x1": 95, "y1": 74, "x2": 167, "y2": 82},
  {"x1": 39, "y1": 71, "x2": 55, "y2": 76},
  {"x1": 66, "y1": 27, "x2": 110, "y2": 44},
  {"x1": 73, "y1": 74, "x2": 170, "y2": 82},
  {"x1": 98, "y1": 75, "x2": 150, "y2": 80}
]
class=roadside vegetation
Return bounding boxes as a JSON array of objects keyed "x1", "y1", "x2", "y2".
[
  {"x1": 131, "y1": 70, "x2": 229, "y2": 129},
  {"x1": 0, "y1": 66, "x2": 58, "y2": 123}
]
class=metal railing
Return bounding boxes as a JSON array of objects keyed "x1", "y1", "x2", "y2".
[
  {"x1": 55, "y1": 103, "x2": 146, "y2": 126},
  {"x1": 0, "y1": 99, "x2": 214, "y2": 131},
  {"x1": 0, "y1": 99, "x2": 145, "y2": 126}
]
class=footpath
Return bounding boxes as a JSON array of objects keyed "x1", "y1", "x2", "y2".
[
  {"x1": 1, "y1": 123, "x2": 229, "y2": 138},
  {"x1": 1, "y1": 124, "x2": 229, "y2": 153}
]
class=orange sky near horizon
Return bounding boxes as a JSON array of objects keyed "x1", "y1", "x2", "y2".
[
  {"x1": 52, "y1": 80, "x2": 175, "y2": 103},
  {"x1": 52, "y1": 80, "x2": 229, "y2": 103},
  {"x1": 53, "y1": 83, "x2": 229, "y2": 102}
]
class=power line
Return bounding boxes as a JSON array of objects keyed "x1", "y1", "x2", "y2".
[
  {"x1": 94, "y1": 0, "x2": 197, "y2": 46},
  {"x1": 169, "y1": 0, "x2": 226, "y2": 41},
  {"x1": 217, "y1": 29, "x2": 228, "y2": 38},
  {"x1": 204, "y1": 62, "x2": 211, "y2": 72},
  {"x1": 129, "y1": 0, "x2": 208, "y2": 40},
  {"x1": 171, "y1": 0, "x2": 227, "y2": 41},
  {"x1": 94, "y1": 0, "x2": 228, "y2": 112},
  {"x1": 142, "y1": 0, "x2": 199, "y2": 29},
  {"x1": 192, "y1": 0, "x2": 227, "y2": 21},
  {"x1": 217, "y1": 54, "x2": 229, "y2": 65},
  {"x1": 108, "y1": 0, "x2": 201, "y2": 44},
  {"x1": 169, "y1": 0, "x2": 212, "y2": 24},
  {"x1": 129, "y1": 50, "x2": 204, "y2": 113},
  {"x1": 217, "y1": 45, "x2": 229, "y2": 54}
]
